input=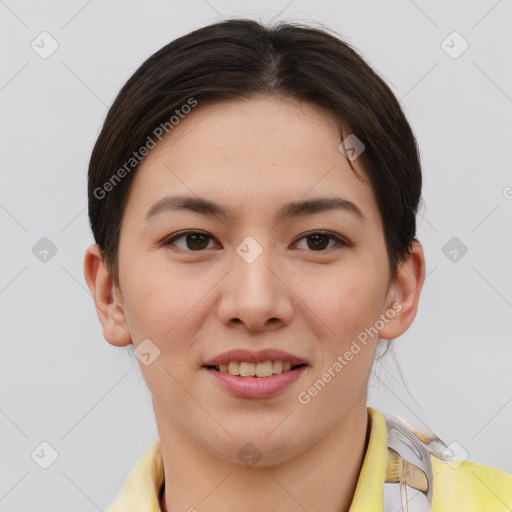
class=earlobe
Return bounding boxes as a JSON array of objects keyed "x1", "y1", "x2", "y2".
[
  {"x1": 378, "y1": 241, "x2": 426, "y2": 340},
  {"x1": 83, "y1": 244, "x2": 132, "y2": 347}
]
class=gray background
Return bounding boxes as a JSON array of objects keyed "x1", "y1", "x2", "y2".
[{"x1": 1, "y1": 0, "x2": 511, "y2": 510}]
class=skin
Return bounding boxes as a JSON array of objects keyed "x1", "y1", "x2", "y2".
[{"x1": 84, "y1": 95, "x2": 425, "y2": 512}]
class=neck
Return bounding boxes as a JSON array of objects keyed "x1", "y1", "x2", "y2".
[{"x1": 156, "y1": 403, "x2": 370, "y2": 512}]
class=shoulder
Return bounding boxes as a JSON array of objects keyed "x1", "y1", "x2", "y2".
[
  {"x1": 431, "y1": 455, "x2": 512, "y2": 511},
  {"x1": 370, "y1": 407, "x2": 512, "y2": 511},
  {"x1": 106, "y1": 439, "x2": 163, "y2": 512}
]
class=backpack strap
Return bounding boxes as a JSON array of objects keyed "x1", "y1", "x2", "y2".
[{"x1": 383, "y1": 414, "x2": 448, "y2": 511}]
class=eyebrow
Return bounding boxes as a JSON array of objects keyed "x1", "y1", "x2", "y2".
[{"x1": 145, "y1": 194, "x2": 365, "y2": 223}]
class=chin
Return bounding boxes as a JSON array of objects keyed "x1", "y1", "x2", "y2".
[{"x1": 205, "y1": 425, "x2": 303, "y2": 467}]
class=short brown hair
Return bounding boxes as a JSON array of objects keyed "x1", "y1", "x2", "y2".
[{"x1": 88, "y1": 18, "x2": 422, "y2": 285}]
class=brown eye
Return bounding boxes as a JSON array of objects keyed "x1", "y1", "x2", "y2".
[
  {"x1": 163, "y1": 231, "x2": 216, "y2": 251},
  {"x1": 295, "y1": 231, "x2": 348, "y2": 251},
  {"x1": 162, "y1": 230, "x2": 348, "y2": 253},
  {"x1": 185, "y1": 233, "x2": 210, "y2": 250},
  {"x1": 306, "y1": 234, "x2": 329, "y2": 250}
]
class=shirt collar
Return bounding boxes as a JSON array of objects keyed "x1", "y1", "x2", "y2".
[
  {"x1": 349, "y1": 407, "x2": 387, "y2": 511},
  {"x1": 106, "y1": 407, "x2": 387, "y2": 512}
]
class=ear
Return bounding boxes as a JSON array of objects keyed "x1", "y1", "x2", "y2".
[
  {"x1": 83, "y1": 244, "x2": 132, "y2": 347},
  {"x1": 378, "y1": 240, "x2": 426, "y2": 340}
]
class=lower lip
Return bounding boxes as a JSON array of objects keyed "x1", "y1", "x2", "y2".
[{"x1": 204, "y1": 365, "x2": 307, "y2": 398}]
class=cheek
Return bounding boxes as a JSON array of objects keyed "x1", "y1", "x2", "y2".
[
  {"x1": 304, "y1": 270, "x2": 385, "y2": 387},
  {"x1": 315, "y1": 274, "x2": 384, "y2": 337},
  {"x1": 120, "y1": 264, "x2": 178, "y2": 340},
  {"x1": 121, "y1": 261, "x2": 216, "y2": 350}
]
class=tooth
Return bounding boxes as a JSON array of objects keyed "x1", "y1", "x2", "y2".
[
  {"x1": 256, "y1": 360, "x2": 273, "y2": 377},
  {"x1": 217, "y1": 360, "x2": 298, "y2": 376},
  {"x1": 272, "y1": 360, "x2": 283, "y2": 374},
  {"x1": 239, "y1": 362, "x2": 256, "y2": 377},
  {"x1": 228, "y1": 361, "x2": 240, "y2": 375}
]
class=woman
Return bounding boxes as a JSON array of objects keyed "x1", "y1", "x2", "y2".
[{"x1": 83, "y1": 18, "x2": 512, "y2": 512}]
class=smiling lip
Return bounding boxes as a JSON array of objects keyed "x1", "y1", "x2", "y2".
[
  {"x1": 204, "y1": 365, "x2": 307, "y2": 398},
  {"x1": 203, "y1": 348, "x2": 307, "y2": 367},
  {"x1": 202, "y1": 348, "x2": 308, "y2": 399}
]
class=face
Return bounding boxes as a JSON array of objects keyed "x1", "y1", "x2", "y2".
[{"x1": 103, "y1": 95, "x2": 412, "y2": 464}]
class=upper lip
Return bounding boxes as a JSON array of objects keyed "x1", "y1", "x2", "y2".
[{"x1": 203, "y1": 349, "x2": 308, "y2": 367}]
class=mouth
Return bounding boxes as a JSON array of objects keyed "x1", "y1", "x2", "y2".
[
  {"x1": 202, "y1": 349, "x2": 309, "y2": 397},
  {"x1": 203, "y1": 361, "x2": 308, "y2": 398},
  {"x1": 203, "y1": 361, "x2": 308, "y2": 377}
]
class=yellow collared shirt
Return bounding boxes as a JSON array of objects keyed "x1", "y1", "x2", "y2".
[{"x1": 106, "y1": 408, "x2": 512, "y2": 511}]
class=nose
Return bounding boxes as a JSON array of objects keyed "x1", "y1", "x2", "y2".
[{"x1": 216, "y1": 238, "x2": 294, "y2": 331}]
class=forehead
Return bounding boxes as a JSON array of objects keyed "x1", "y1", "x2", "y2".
[
  {"x1": 124, "y1": 95, "x2": 382, "y2": 231},
  {"x1": 149, "y1": 95, "x2": 342, "y2": 166}
]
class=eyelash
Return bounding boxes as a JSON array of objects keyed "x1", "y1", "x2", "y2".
[{"x1": 161, "y1": 230, "x2": 349, "y2": 252}]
